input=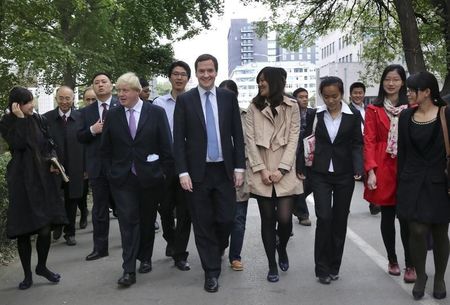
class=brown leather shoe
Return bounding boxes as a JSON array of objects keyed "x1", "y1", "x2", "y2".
[{"x1": 230, "y1": 260, "x2": 243, "y2": 271}]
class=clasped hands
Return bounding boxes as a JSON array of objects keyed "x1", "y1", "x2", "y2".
[
  {"x1": 260, "y1": 169, "x2": 284, "y2": 185},
  {"x1": 179, "y1": 171, "x2": 244, "y2": 192}
]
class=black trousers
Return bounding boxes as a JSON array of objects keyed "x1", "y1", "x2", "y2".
[
  {"x1": 111, "y1": 174, "x2": 159, "y2": 273},
  {"x1": 89, "y1": 176, "x2": 112, "y2": 253},
  {"x1": 159, "y1": 174, "x2": 191, "y2": 261},
  {"x1": 312, "y1": 171, "x2": 355, "y2": 277},
  {"x1": 62, "y1": 183, "x2": 82, "y2": 237},
  {"x1": 186, "y1": 162, "x2": 236, "y2": 278}
]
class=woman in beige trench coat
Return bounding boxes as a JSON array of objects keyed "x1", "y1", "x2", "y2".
[{"x1": 245, "y1": 67, "x2": 303, "y2": 283}]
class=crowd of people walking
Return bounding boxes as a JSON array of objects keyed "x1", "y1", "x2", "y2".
[{"x1": 1, "y1": 54, "x2": 449, "y2": 300}]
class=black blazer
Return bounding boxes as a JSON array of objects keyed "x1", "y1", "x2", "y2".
[
  {"x1": 300, "y1": 107, "x2": 316, "y2": 140},
  {"x1": 77, "y1": 97, "x2": 119, "y2": 179},
  {"x1": 44, "y1": 108, "x2": 85, "y2": 198},
  {"x1": 100, "y1": 101, "x2": 173, "y2": 188},
  {"x1": 396, "y1": 107, "x2": 450, "y2": 223},
  {"x1": 173, "y1": 87, "x2": 245, "y2": 182},
  {"x1": 297, "y1": 107, "x2": 363, "y2": 176},
  {"x1": 349, "y1": 103, "x2": 365, "y2": 125}
]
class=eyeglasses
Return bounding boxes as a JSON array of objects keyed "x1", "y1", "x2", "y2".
[
  {"x1": 57, "y1": 96, "x2": 73, "y2": 101},
  {"x1": 383, "y1": 78, "x2": 402, "y2": 83},
  {"x1": 171, "y1": 72, "x2": 188, "y2": 78},
  {"x1": 85, "y1": 98, "x2": 97, "y2": 102}
]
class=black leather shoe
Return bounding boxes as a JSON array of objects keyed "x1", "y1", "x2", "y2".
[
  {"x1": 175, "y1": 260, "x2": 191, "y2": 271},
  {"x1": 165, "y1": 244, "x2": 174, "y2": 257},
  {"x1": 79, "y1": 210, "x2": 88, "y2": 229},
  {"x1": 53, "y1": 226, "x2": 62, "y2": 241},
  {"x1": 35, "y1": 266, "x2": 60, "y2": 283},
  {"x1": 318, "y1": 276, "x2": 331, "y2": 285},
  {"x1": 138, "y1": 261, "x2": 152, "y2": 273},
  {"x1": 267, "y1": 271, "x2": 279, "y2": 283},
  {"x1": 64, "y1": 235, "x2": 77, "y2": 246},
  {"x1": 18, "y1": 278, "x2": 33, "y2": 290},
  {"x1": 329, "y1": 274, "x2": 339, "y2": 281},
  {"x1": 85, "y1": 250, "x2": 108, "y2": 261},
  {"x1": 117, "y1": 273, "x2": 136, "y2": 287},
  {"x1": 413, "y1": 275, "x2": 428, "y2": 300},
  {"x1": 204, "y1": 277, "x2": 219, "y2": 292},
  {"x1": 433, "y1": 291, "x2": 446, "y2": 299}
]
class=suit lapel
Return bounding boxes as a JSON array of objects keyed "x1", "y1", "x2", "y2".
[
  {"x1": 216, "y1": 89, "x2": 224, "y2": 134},
  {"x1": 334, "y1": 113, "x2": 351, "y2": 143},
  {"x1": 117, "y1": 106, "x2": 132, "y2": 140},
  {"x1": 317, "y1": 112, "x2": 332, "y2": 143},
  {"x1": 136, "y1": 102, "x2": 149, "y2": 137},
  {"x1": 193, "y1": 89, "x2": 206, "y2": 131}
]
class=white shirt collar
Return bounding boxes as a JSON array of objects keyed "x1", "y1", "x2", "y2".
[
  {"x1": 97, "y1": 95, "x2": 112, "y2": 106},
  {"x1": 58, "y1": 108, "x2": 71, "y2": 117},
  {"x1": 198, "y1": 86, "x2": 217, "y2": 97},
  {"x1": 127, "y1": 98, "x2": 143, "y2": 113},
  {"x1": 316, "y1": 101, "x2": 353, "y2": 115}
]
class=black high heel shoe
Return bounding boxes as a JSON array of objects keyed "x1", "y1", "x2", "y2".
[
  {"x1": 18, "y1": 278, "x2": 33, "y2": 290},
  {"x1": 277, "y1": 245, "x2": 289, "y2": 272},
  {"x1": 35, "y1": 266, "x2": 61, "y2": 283},
  {"x1": 433, "y1": 279, "x2": 447, "y2": 299}
]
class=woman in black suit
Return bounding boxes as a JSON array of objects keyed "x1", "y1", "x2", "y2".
[
  {"x1": 297, "y1": 76, "x2": 363, "y2": 284},
  {"x1": 397, "y1": 71, "x2": 450, "y2": 300},
  {"x1": 0, "y1": 87, "x2": 67, "y2": 289}
]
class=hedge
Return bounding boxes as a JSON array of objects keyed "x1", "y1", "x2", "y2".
[{"x1": 0, "y1": 152, "x2": 15, "y2": 265}]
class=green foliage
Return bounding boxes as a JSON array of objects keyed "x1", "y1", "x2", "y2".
[
  {"x1": 155, "y1": 81, "x2": 172, "y2": 96},
  {"x1": 0, "y1": 152, "x2": 14, "y2": 265},
  {"x1": 246, "y1": 0, "x2": 450, "y2": 84},
  {"x1": 0, "y1": 0, "x2": 224, "y2": 108}
]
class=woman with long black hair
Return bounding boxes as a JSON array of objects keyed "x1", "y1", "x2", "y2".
[
  {"x1": 397, "y1": 71, "x2": 450, "y2": 300},
  {"x1": 245, "y1": 67, "x2": 302, "y2": 282},
  {"x1": 0, "y1": 87, "x2": 67, "y2": 290}
]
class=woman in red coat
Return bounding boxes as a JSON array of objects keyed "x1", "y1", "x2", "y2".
[{"x1": 364, "y1": 64, "x2": 416, "y2": 283}]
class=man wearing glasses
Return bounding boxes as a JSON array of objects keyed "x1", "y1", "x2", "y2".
[
  {"x1": 44, "y1": 86, "x2": 85, "y2": 246},
  {"x1": 153, "y1": 61, "x2": 193, "y2": 271}
]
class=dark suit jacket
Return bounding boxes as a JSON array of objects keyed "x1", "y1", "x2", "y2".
[
  {"x1": 77, "y1": 97, "x2": 119, "y2": 179},
  {"x1": 173, "y1": 87, "x2": 245, "y2": 182},
  {"x1": 297, "y1": 107, "x2": 363, "y2": 176},
  {"x1": 100, "y1": 101, "x2": 173, "y2": 188},
  {"x1": 44, "y1": 108, "x2": 85, "y2": 198},
  {"x1": 300, "y1": 107, "x2": 316, "y2": 140},
  {"x1": 349, "y1": 102, "x2": 365, "y2": 124}
]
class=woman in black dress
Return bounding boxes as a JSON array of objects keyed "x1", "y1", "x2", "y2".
[
  {"x1": 0, "y1": 87, "x2": 67, "y2": 290},
  {"x1": 397, "y1": 72, "x2": 450, "y2": 300}
]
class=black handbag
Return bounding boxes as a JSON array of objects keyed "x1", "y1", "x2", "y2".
[{"x1": 439, "y1": 106, "x2": 450, "y2": 195}]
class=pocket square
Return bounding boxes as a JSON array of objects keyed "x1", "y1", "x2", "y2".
[{"x1": 146, "y1": 154, "x2": 159, "y2": 162}]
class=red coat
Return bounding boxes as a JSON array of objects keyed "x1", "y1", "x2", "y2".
[{"x1": 363, "y1": 105, "x2": 398, "y2": 205}]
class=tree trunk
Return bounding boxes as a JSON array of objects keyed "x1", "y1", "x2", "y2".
[
  {"x1": 440, "y1": 1, "x2": 450, "y2": 95},
  {"x1": 63, "y1": 63, "x2": 76, "y2": 90},
  {"x1": 392, "y1": 0, "x2": 427, "y2": 74}
]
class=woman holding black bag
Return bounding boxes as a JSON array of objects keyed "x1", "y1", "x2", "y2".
[
  {"x1": 397, "y1": 71, "x2": 450, "y2": 300},
  {"x1": 0, "y1": 87, "x2": 67, "y2": 290}
]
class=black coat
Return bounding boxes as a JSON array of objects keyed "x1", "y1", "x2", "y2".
[
  {"x1": 44, "y1": 108, "x2": 85, "y2": 198},
  {"x1": 296, "y1": 107, "x2": 363, "y2": 176},
  {"x1": 0, "y1": 114, "x2": 67, "y2": 238},
  {"x1": 77, "y1": 97, "x2": 119, "y2": 179},
  {"x1": 100, "y1": 101, "x2": 173, "y2": 188},
  {"x1": 396, "y1": 107, "x2": 450, "y2": 223},
  {"x1": 173, "y1": 87, "x2": 245, "y2": 182}
]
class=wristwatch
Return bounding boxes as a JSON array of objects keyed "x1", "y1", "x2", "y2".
[{"x1": 278, "y1": 168, "x2": 289, "y2": 176}]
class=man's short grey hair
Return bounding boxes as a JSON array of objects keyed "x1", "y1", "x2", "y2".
[{"x1": 116, "y1": 72, "x2": 142, "y2": 92}]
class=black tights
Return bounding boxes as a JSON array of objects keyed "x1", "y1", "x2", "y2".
[
  {"x1": 409, "y1": 222, "x2": 449, "y2": 287},
  {"x1": 17, "y1": 225, "x2": 52, "y2": 281},
  {"x1": 380, "y1": 206, "x2": 411, "y2": 266},
  {"x1": 257, "y1": 195, "x2": 293, "y2": 272}
]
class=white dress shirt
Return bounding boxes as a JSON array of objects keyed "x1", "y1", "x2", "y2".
[
  {"x1": 351, "y1": 101, "x2": 365, "y2": 134},
  {"x1": 125, "y1": 98, "x2": 143, "y2": 128},
  {"x1": 316, "y1": 102, "x2": 353, "y2": 172},
  {"x1": 58, "y1": 108, "x2": 71, "y2": 118},
  {"x1": 90, "y1": 96, "x2": 113, "y2": 135},
  {"x1": 153, "y1": 93, "x2": 176, "y2": 136}
]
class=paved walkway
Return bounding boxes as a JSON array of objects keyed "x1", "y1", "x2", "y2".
[{"x1": 0, "y1": 183, "x2": 448, "y2": 305}]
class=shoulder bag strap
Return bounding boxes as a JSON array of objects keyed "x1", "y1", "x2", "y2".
[{"x1": 440, "y1": 106, "x2": 450, "y2": 157}]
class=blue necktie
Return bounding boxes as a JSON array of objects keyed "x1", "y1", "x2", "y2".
[{"x1": 205, "y1": 91, "x2": 219, "y2": 161}]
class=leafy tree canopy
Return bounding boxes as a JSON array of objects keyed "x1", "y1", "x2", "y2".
[{"x1": 0, "y1": 0, "x2": 223, "y2": 105}]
